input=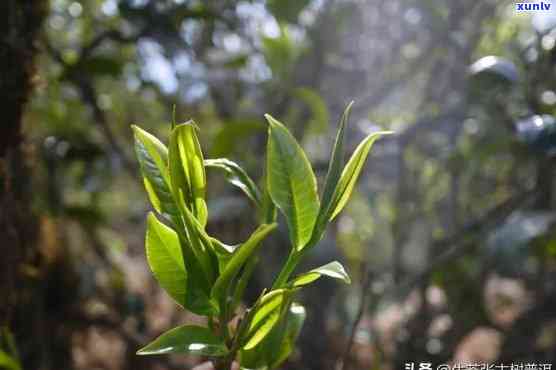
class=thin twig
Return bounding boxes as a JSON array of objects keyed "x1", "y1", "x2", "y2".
[{"x1": 336, "y1": 264, "x2": 373, "y2": 370}]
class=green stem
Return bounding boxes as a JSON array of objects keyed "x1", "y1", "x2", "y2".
[
  {"x1": 220, "y1": 305, "x2": 231, "y2": 344},
  {"x1": 271, "y1": 250, "x2": 301, "y2": 289},
  {"x1": 231, "y1": 256, "x2": 258, "y2": 313}
]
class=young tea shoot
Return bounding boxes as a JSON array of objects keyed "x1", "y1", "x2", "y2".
[{"x1": 132, "y1": 102, "x2": 392, "y2": 369}]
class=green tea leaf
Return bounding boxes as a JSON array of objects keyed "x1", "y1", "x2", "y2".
[
  {"x1": 132, "y1": 125, "x2": 178, "y2": 221},
  {"x1": 265, "y1": 114, "x2": 319, "y2": 250},
  {"x1": 211, "y1": 223, "x2": 277, "y2": 303},
  {"x1": 328, "y1": 131, "x2": 393, "y2": 221},
  {"x1": 169, "y1": 122, "x2": 208, "y2": 227},
  {"x1": 147, "y1": 211, "x2": 215, "y2": 316},
  {"x1": 311, "y1": 102, "x2": 353, "y2": 242},
  {"x1": 145, "y1": 213, "x2": 187, "y2": 307},
  {"x1": 176, "y1": 194, "x2": 218, "y2": 288},
  {"x1": 137, "y1": 325, "x2": 228, "y2": 356},
  {"x1": 290, "y1": 261, "x2": 351, "y2": 287},
  {"x1": 205, "y1": 158, "x2": 262, "y2": 208},
  {"x1": 239, "y1": 302, "x2": 305, "y2": 369},
  {"x1": 268, "y1": 303, "x2": 306, "y2": 368},
  {"x1": 241, "y1": 289, "x2": 288, "y2": 350}
]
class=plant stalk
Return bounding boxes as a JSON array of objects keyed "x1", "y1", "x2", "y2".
[{"x1": 271, "y1": 249, "x2": 303, "y2": 289}]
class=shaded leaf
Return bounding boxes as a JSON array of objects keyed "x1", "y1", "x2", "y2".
[
  {"x1": 176, "y1": 194, "x2": 218, "y2": 290},
  {"x1": 205, "y1": 158, "x2": 262, "y2": 208},
  {"x1": 132, "y1": 125, "x2": 178, "y2": 220},
  {"x1": 268, "y1": 303, "x2": 306, "y2": 368},
  {"x1": 137, "y1": 325, "x2": 228, "y2": 356}
]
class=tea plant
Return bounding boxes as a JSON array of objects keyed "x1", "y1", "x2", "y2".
[{"x1": 132, "y1": 102, "x2": 391, "y2": 369}]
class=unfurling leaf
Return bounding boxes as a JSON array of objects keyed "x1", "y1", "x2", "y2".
[{"x1": 169, "y1": 122, "x2": 208, "y2": 227}]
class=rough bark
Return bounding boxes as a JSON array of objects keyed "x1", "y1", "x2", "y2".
[
  {"x1": 0, "y1": 0, "x2": 49, "y2": 367},
  {"x1": 0, "y1": 0, "x2": 47, "y2": 322}
]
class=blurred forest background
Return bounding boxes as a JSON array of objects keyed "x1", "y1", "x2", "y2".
[{"x1": 3, "y1": 0, "x2": 556, "y2": 369}]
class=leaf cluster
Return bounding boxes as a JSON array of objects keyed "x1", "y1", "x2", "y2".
[{"x1": 132, "y1": 103, "x2": 391, "y2": 369}]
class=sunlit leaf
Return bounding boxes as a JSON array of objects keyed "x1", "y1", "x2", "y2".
[
  {"x1": 169, "y1": 122, "x2": 208, "y2": 227},
  {"x1": 241, "y1": 289, "x2": 289, "y2": 350},
  {"x1": 265, "y1": 114, "x2": 319, "y2": 250},
  {"x1": 290, "y1": 261, "x2": 351, "y2": 287},
  {"x1": 137, "y1": 325, "x2": 228, "y2": 356},
  {"x1": 328, "y1": 131, "x2": 393, "y2": 221},
  {"x1": 239, "y1": 302, "x2": 305, "y2": 369},
  {"x1": 311, "y1": 102, "x2": 353, "y2": 242},
  {"x1": 145, "y1": 213, "x2": 187, "y2": 307}
]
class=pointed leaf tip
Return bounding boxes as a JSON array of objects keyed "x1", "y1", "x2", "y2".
[
  {"x1": 290, "y1": 261, "x2": 351, "y2": 287},
  {"x1": 328, "y1": 130, "x2": 393, "y2": 221}
]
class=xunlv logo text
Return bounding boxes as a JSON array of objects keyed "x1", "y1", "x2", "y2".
[{"x1": 516, "y1": 2, "x2": 552, "y2": 11}]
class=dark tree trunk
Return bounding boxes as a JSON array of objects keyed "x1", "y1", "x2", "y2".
[
  {"x1": 0, "y1": 0, "x2": 47, "y2": 323},
  {"x1": 0, "y1": 0, "x2": 52, "y2": 367}
]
